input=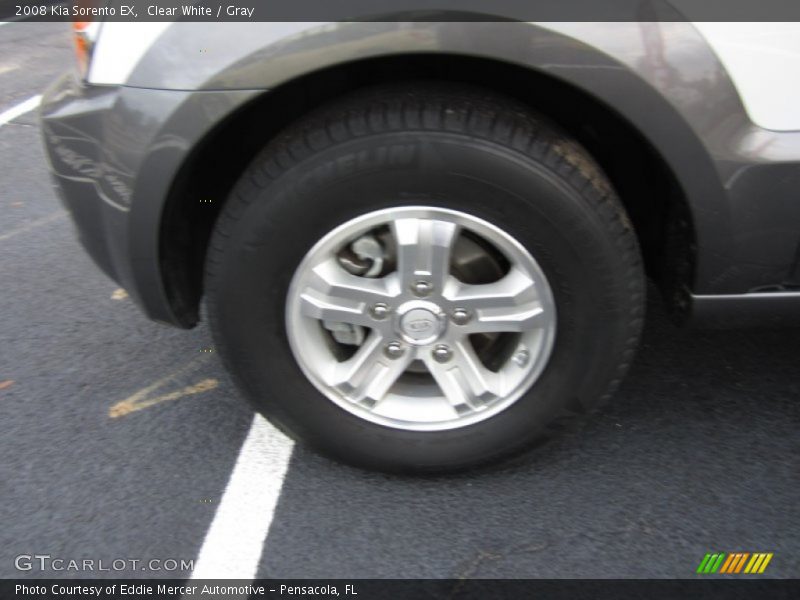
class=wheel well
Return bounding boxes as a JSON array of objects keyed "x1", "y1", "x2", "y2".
[{"x1": 161, "y1": 53, "x2": 694, "y2": 327}]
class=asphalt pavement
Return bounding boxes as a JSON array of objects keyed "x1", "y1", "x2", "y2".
[{"x1": 1, "y1": 21, "x2": 798, "y2": 581}]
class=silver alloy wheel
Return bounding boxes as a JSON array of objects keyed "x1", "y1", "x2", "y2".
[{"x1": 286, "y1": 207, "x2": 556, "y2": 431}]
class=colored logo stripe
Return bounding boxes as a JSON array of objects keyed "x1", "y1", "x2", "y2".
[
  {"x1": 720, "y1": 553, "x2": 749, "y2": 573},
  {"x1": 745, "y1": 553, "x2": 774, "y2": 574},
  {"x1": 697, "y1": 553, "x2": 726, "y2": 573},
  {"x1": 719, "y1": 553, "x2": 735, "y2": 573},
  {"x1": 696, "y1": 552, "x2": 773, "y2": 574}
]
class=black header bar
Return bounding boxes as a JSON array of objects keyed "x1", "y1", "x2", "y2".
[{"x1": 3, "y1": 0, "x2": 800, "y2": 22}]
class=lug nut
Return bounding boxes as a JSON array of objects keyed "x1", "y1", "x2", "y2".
[
  {"x1": 451, "y1": 308, "x2": 471, "y2": 325},
  {"x1": 384, "y1": 341, "x2": 405, "y2": 360},
  {"x1": 411, "y1": 280, "x2": 433, "y2": 297},
  {"x1": 432, "y1": 344, "x2": 452, "y2": 363},
  {"x1": 370, "y1": 303, "x2": 390, "y2": 320}
]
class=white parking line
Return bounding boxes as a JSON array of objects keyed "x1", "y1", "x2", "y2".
[
  {"x1": 3, "y1": 77, "x2": 292, "y2": 582},
  {"x1": 190, "y1": 415, "x2": 294, "y2": 579},
  {"x1": 0, "y1": 94, "x2": 41, "y2": 127},
  {"x1": 0, "y1": 210, "x2": 66, "y2": 242},
  {"x1": 0, "y1": 95, "x2": 62, "y2": 243}
]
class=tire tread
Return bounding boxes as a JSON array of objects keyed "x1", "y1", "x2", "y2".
[{"x1": 205, "y1": 82, "x2": 645, "y2": 471}]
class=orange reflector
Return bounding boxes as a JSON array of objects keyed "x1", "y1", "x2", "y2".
[{"x1": 72, "y1": 21, "x2": 95, "y2": 77}]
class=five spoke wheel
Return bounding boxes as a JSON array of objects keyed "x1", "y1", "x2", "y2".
[{"x1": 286, "y1": 207, "x2": 556, "y2": 431}]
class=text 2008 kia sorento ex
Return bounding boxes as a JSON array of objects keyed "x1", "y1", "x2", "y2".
[{"x1": 41, "y1": 20, "x2": 800, "y2": 472}]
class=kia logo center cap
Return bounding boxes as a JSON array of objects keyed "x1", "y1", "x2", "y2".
[{"x1": 397, "y1": 304, "x2": 446, "y2": 345}]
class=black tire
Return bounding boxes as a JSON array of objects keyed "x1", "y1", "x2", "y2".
[{"x1": 205, "y1": 83, "x2": 644, "y2": 473}]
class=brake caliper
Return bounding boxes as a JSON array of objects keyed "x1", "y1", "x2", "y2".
[{"x1": 324, "y1": 233, "x2": 386, "y2": 345}]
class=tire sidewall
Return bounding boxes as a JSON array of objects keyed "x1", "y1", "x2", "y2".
[{"x1": 209, "y1": 132, "x2": 638, "y2": 471}]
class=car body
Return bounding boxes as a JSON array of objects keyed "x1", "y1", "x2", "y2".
[
  {"x1": 41, "y1": 20, "x2": 800, "y2": 329},
  {"x1": 39, "y1": 18, "x2": 800, "y2": 471}
]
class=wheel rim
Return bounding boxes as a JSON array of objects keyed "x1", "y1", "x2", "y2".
[{"x1": 285, "y1": 206, "x2": 556, "y2": 431}]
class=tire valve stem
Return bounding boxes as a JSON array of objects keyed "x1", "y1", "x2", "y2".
[{"x1": 512, "y1": 348, "x2": 530, "y2": 367}]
